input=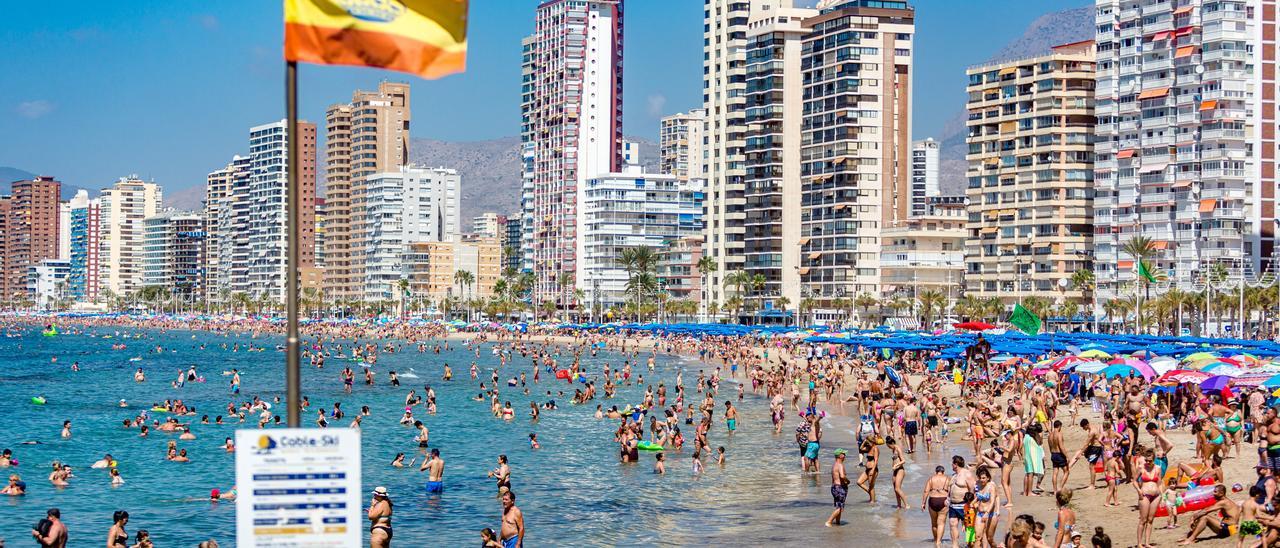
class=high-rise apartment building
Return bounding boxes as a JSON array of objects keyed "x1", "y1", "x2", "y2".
[
  {"x1": 472, "y1": 212, "x2": 505, "y2": 238},
  {"x1": 743, "y1": 3, "x2": 816, "y2": 310},
  {"x1": 659, "y1": 109, "x2": 707, "y2": 180},
  {"x1": 66, "y1": 190, "x2": 101, "y2": 302},
  {"x1": 0, "y1": 176, "x2": 61, "y2": 302},
  {"x1": 704, "y1": 0, "x2": 766, "y2": 308},
  {"x1": 99, "y1": 176, "x2": 162, "y2": 297},
  {"x1": 910, "y1": 138, "x2": 940, "y2": 217},
  {"x1": 798, "y1": 0, "x2": 915, "y2": 299},
  {"x1": 965, "y1": 41, "x2": 1096, "y2": 304},
  {"x1": 580, "y1": 167, "x2": 705, "y2": 309},
  {"x1": 324, "y1": 82, "x2": 411, "y2": 302},
  {"x1": 1093, "y1": 0, "x2": 1275, "y2": 298},
  {"x1": 521, "y1": 0, "x2": 624, "y2": 308},
  {"x1": 204, "y1": 155, "x2": 251, "y2": 305},
  {"x1": 142, "y1": 210, "x2": 205, "y2": 304},
  {"x1": 245, "y1": 119, "x2": 317, "y2": 302},
  {"x1": 504, "y1": 212, "x2": 524, "y2": 273},
  {"x1": 361, "y1": 165, "x2": 460, "y2": 302}
]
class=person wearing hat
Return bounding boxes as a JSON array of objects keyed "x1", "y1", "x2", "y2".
[
  {"x1": 825, "y1": 449, "x2": 849, "y2": 527},
  {"x1": 369, "y1": 486, "x2": 393, "y2": 547}
]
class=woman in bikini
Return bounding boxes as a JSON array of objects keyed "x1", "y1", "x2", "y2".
[
  {"x1": 921, "y1": 465, "x2": 951, "y2": 547},
  {"x1": 1224, "y1": 402, "x2": 1244, "y2": 458},
  {"x1": 369, "y1": 486, "x2": 393, "y2": 548},
  {"x1": 1134, "y1": 449, "x2": 1161, "y2": 548},
  {"x1": 886, "y1": 437, "x2": 907, "y2": 508},
  {"x1": 973, "y1": 467, "x2": 1001, "y2": 548},
  {"x1": 856, "y1": 437, "x2": 879, "y2": 503}
]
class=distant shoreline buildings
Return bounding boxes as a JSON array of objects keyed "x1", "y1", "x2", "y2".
[{"x1": 5, "y1": 0, "x2": 1280, "y2": 333}]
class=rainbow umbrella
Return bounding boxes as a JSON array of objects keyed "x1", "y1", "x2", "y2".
[
  {"x1": 1157, "y1": 369, "x2": 1211, "y2": 384},
  {"x1": 1078, "y1": 349, "x2": 1112, "y2": 359}
]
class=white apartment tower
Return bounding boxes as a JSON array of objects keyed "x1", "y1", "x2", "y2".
[
  {"x1": 910, "y1": 138, "x2": 940, "y2": 217},
  {"x1": 520, "y1": 0, "x2": 624, "y2": 309},
  {"x1": 361, "y1": 165, "x2": 461, "y2": 302},
  {"x1": 660, "y1": 109, "x2": 706, "y2": 180},
  {"x1": 1093, "y1": 0, "x2": 1278, "y2": 298},
  {"x1": 99, "y1": 176, "x2": 162, "y2": 297},
  {"x1": 704, "y1": 0, "x2": 770, "y2": 308},
  {"x1": 244, "y1": 120, "x2": 318, "y2": 303}
]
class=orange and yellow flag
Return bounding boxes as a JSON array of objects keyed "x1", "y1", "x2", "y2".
[{"x1": 284, "y1": 0, "x2": 467, "y2": 79}]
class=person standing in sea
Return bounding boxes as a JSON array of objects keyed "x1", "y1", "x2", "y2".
[
  {"x1": 500, "y1": 490, "x2": 524, "y2": 548},
  {"x1": 826, "y1": 448, "x2": 849, "y2": 526}
]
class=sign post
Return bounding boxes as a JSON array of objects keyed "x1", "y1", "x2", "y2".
[{"x1": 235, "y1": 429, "x2": 362, "y2": 547}]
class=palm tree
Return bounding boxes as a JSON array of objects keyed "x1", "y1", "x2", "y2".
[
  {"x1": 775, "y1": 296, "x2": 792, "y2": 325},
  {"x1": 799, "y1": 297, "x2": 817, "y2": 327},
  {"x1": 854, "y1": 293, "x2": 878, "y2": 327},
  {"x1": 396, "y1": 278, "x2": 410, "y2": 319},
  {"x1": 620, "y1": 246, "x2": 658, "y2": 321},
  {"x1": 697, "y1": 256, "x2": 717, "y2": 320},
  {"x1": 918, "y1": 289, "x2": 946, "y2": 329},
  {"x1": 1021, "y1": 296, "x2": 1052, "y2": 324},
  {"x1": 1121, "y1": 236, "x2": 1159, "y2": 331},
  {"x1": 556, "y1": 272, "x2": 574, "y2": 318},
  {"x1": 454, "y1": 270, "x2": 475, "y2": 321}
]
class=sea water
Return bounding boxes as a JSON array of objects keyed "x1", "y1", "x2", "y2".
[{"x1": 0, "y1": 327, "x2": 943, "y2": 545}]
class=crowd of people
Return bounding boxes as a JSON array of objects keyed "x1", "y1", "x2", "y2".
[{"x1": 2, "y1": 316, "x2": 1277, "y2": 547}]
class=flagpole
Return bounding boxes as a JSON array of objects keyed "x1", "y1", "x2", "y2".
[{"x1": 285, "y1": 60, "x2": 302, "y2": 428}]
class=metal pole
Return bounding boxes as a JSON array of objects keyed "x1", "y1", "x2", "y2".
[{"x1": 285, "y1": 60, "x2": 302, "y2": 428}]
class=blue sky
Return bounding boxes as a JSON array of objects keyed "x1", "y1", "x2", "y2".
[{"x1": 0, "y1": 0, "x2": 1089, "y2": 194}]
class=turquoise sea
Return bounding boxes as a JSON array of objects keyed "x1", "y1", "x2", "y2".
[{"x1": 0, "y1": 326, "x2": 944, "y2": 545}]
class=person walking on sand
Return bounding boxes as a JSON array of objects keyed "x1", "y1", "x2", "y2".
[
  {"x1": 922, "y1": 465, "x2": 951, "y2": 548},
  {"x1": 826, "y1": 448, "x2": 850, "y2": 526}
]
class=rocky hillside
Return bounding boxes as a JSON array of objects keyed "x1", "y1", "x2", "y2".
[{"x1": 409, "y1": 135, "x2": 661, "y2": 222}]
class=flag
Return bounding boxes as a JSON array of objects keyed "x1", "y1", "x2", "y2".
[
  {"x1": 1136, "y1": 260, "x2": 1157, "y2": 283},
  {"x1": 285, "y1": 0, "x2": 468, "y2": 79},
  {"x1": 1008, "y1": 303, "x2": 1041, "y2": 336}
]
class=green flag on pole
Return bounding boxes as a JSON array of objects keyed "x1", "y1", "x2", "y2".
[
  {"x1": 1136, "y1": 260, "x2": 1157, "y2": 283},
  {"x1": 1009, "y1": 303, "x2": 1042, "y2": 336}
]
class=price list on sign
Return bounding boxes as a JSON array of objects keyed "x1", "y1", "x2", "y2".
[{"x1": 235, "y1": 429, "x2": 362, "y2": 547}]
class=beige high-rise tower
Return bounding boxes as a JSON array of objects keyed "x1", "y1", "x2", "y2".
[{"x1": 323, "y1": 82, "x2": 411, "y2": 302}]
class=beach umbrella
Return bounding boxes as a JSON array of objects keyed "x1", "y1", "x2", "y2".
[
  {"x1": 1030, "y1": 368, "x2": 1053, "y2": 377},
  {"x1": 1232, "y1": 374, "x2": 1272, "y2": 388},
  {"x1": 1073, "y1": 360, "x2": 1109, "y2": 374},
  {"x1": 1156, "y1": 370, "x2": 1211, "y2": 384},
  {"x1": 1149, "y1": 357, "x2": 1179, "y2": 375},
  {"x1": 953, "y1": 321, "x2": 995, "y2": 331},
  {"x1": 1182, "y1": 351, "x2": 1218, "y2": 363},
  {"x1": 1100, "y1": 364, "x2": 1148, "y2": 380},
  {"x1": 1077, "y1": 349, "x2": 1112, "y2": 359},
  {"x1": 1200, "y1": 362, "x2": 1245, "y2": 377},
  {"x1": 1199, "y1": 375, "x2": 1232, "y2": 393},
  {"x1": 1262, "y1": 374, "x2": 1280, "y2": 389},
  {"x1": 1049, "y1": 355, "x2": 1086, "y2": 370}
]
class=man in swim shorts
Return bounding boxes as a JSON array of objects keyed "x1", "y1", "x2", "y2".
[
  {"x1": 421, "y1": 448, "x2": 444, "y2": 493},
  {"x1": 725, "y1": 401, "x2": 737, "y2": 433},
  {"x1": 501, "y1": 490, "x2": 524, "y2": 548},
  {"x1": 826, "y1": 449, "x2": 849, "y2": 527}
]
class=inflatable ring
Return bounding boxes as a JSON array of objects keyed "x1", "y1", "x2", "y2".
[{"x1": 31, "y1": 397, "x2": 46, "y2": 405}]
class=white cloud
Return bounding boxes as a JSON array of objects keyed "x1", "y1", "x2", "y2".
[
  {"x1": 15, "y1": 100, "x2": 54, "y2": 120},
  {"x1": 646, "y1": 94, "x2": 667, "y2": 118}
]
